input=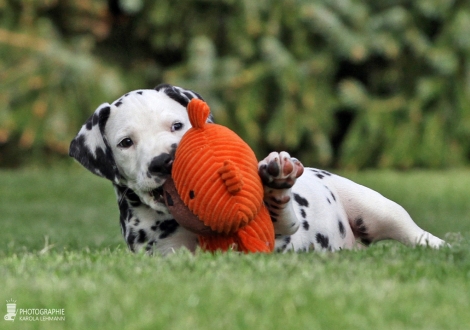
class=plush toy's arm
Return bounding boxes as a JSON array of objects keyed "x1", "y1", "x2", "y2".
[
  {"x1": 206, "y1": 160, "x2": 249, "y2": 233},
  {"x1": 218, "y1": 160, "x2": 244, "y2": 194}
]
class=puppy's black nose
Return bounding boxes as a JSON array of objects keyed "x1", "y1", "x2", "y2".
[{"x1": 148, "y1": 153, "x2": 173, "y2": 175}]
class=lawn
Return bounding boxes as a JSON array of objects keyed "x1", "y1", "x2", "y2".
[{"x1": 1, "y1": 167, "x2": 470, "y2": 330}]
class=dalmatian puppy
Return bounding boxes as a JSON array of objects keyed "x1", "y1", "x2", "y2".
[{"x1": 69, "y1": 84, "x2": 445, "y2": 254}]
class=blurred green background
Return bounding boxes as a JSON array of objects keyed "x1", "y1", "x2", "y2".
[{"x1": 1, "y1": 0, "x2": 470, "y2": 170}]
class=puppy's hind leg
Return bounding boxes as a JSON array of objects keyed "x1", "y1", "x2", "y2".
[
  {"x1": 330, "y1": 175, "x2": 446, "y2": 248},
  {"x1": 258, "y1": 151, "x2": 304, "y2": 235}
]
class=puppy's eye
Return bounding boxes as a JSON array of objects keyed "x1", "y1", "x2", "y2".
[
  {"x1": 118, "y1": 138, "x2": 134, "y2": 148},
  {"x1": 171, "y1": 122, "x2": 183, "y2": 132}
]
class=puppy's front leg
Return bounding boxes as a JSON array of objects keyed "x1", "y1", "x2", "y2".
[{"x1": 258, "y1": 151, "x2": 304, "y2": 235}]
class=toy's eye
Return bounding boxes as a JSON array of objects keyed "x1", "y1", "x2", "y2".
[
  {"x1": 118, "y1": 138, "x2": 134, "y2": 148},
  {"x1": 171, "y1": 122, "x2": 183, "y2": 132}
]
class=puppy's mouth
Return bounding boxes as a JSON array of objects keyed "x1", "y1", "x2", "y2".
[{"x1": 149, "y1": 186, "x2": 165, "y2": 204}]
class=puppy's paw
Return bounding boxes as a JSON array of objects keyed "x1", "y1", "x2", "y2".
[{"x1": 258, "y1": 151, "x2": 304, "y2": 190}]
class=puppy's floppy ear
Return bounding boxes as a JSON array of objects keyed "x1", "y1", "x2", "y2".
[{"x1": 69, "y1": 103, "x2": 120, "y2": 183}]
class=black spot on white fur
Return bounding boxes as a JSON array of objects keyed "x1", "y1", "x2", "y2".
[
  {"x1": 330, "y1": 192, "x2": 336, "y2": 202},
  {"x1": 118, "y1": 186, "x2": 141, "y2": 207},
  {"x1": 293, "y1": 193, "x2": 309, "y2": 207},
  {"x1": 302, "y1": 220, "x2": 310, "y2": 231},
  {"x1": 338, "y1": 220, "x2": 346, "y2": 238},
  {"x1": 309, "y1": 168, "x2": 332, "y2": 177},
  {"x1": 118, "y1": 198, "x2": 130, "y2": 239},
  {"x1": 154, "y1": 84, "x2": 213, "y2": 123},
  {"x1": 355, "y1": 217, "x2": 368, "y2": 237},
  {"x1": 126, "y1": 230, "x2": 136, "y2": 252},
  {"x1": 85, "y1": 113, "x2": 97, "y2": 130},
  {"x1": 354, "y1": 218, "x2": 371, "y2": 246},
  {"x1": 137, "y1": 229, "x2": 147, "y2": 243},
  {"x1": 155, "y1": 84, "x2": 202, "y2": 108},
  {"x1": 159, "y1": 220, "x2": 179, "y2": 239},
  {"x1": 316, "y1": 233, "x2": 329, "y2": 249}
]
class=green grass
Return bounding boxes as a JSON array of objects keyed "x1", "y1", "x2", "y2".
[{"x1": 1, "y1": 167, "x2": 470, "y2": 329}]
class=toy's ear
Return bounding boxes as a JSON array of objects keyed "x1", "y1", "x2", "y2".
[
  {"x1": 187, "y1": 99, "x2": 211, "y2": 129},
  {"x1": 69, "y1": 103, "x2": 120, "y2": 184}
]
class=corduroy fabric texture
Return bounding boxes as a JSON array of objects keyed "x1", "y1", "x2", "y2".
[{"x1": 171, "y1": 99, "x2": 275, "y2": 253}]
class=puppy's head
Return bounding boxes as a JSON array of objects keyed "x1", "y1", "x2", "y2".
[{"x1": 69, "y1": 84, "x2": 212, "y2": 211}]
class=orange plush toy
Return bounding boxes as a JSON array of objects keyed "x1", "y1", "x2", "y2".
[{"x1": 162, "y1": 99, "x2": 275, "y2": 253}]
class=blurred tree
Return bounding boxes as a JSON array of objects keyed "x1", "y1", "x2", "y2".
[
  {"x1": 1, "y1": 0, "x2": 470, "y2": 169},
  {"x1": 0, "y1": 0, "x2": 130, "y2": 165}
]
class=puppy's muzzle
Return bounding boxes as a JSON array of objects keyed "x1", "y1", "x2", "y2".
[{"x1": 148, "y1": 153, "x2": 173, "y2": 176}]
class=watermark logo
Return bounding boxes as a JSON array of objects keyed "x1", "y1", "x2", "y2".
[
  {"x1": 4, "y1": 299, "x2": 17, "y2": 322},
  {"x1": 3, "y1": 299, "x2": 65, "y2": 322}
]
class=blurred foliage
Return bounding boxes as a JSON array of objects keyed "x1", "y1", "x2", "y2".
[{"x1": 1, "y1": 0, "x2": 470, "y2": 169}]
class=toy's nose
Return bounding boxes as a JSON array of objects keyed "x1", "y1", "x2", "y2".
[{"x1": 148, "y1": 153, "x2": 173, "y2": 175}]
